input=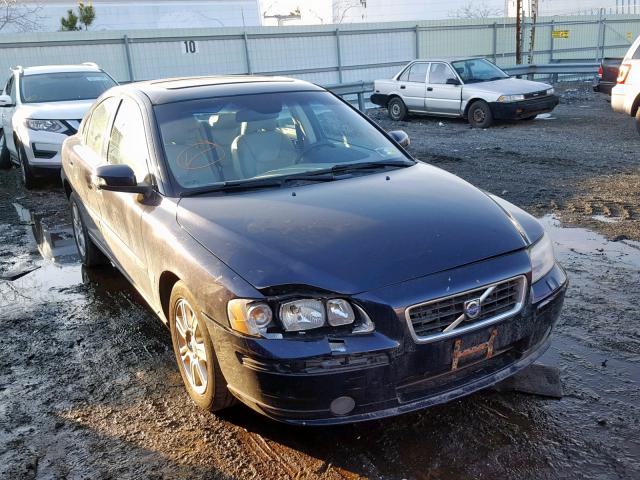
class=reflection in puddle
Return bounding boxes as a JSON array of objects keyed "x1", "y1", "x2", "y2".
[{"x1": 540, "y1": 214, "x2": 640, "y2": 269}]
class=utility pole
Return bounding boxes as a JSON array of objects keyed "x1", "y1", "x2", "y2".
[
  {"x1": 515, "y1": 0, "x2": 523, "y2": 64},
  {"x1": 527, "y1": 0, "x2": 538, "y2": 65}
]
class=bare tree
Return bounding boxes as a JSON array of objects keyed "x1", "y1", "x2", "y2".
[
  {"x1": 333, "y1": 0, "x2": 365, "y2": 24},
  {"x1": 0, "y1": 0, "x2": 42, "y2": 32},
  {"x1": 450, "y1": 1, "x2": 502, "y2": 19}
]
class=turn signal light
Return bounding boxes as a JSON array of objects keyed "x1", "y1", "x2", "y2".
[{"x1": 617, "y1": 64, "x2": 631, "y2": 84}]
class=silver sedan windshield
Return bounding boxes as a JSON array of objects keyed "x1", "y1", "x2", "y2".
[{"x1": 451, "y1": 59, "x2": 509, "y2": 84}]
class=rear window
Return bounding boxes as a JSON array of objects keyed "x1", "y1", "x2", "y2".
[
  {"x1": 633, "y1": 44, "x2": 640, "y2": 59},
  {"x1": 20, "y1": 71, "x2": 116, "y2": 103}
]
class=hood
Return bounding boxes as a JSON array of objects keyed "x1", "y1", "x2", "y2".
[
  {"x1": 177, "y1": 163, "x2": 529, "y2": 294},
  {"x1": 466, "y1": 77, "x2": 551, "y2": 95},
  {"x1": 17, "y1": 100, "x2": 94, "y2": 120}
]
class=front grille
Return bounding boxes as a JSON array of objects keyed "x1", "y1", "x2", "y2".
[
  {"x1": 524, "y1": 89, "x2": 548, "y2": 99},
  {"x1": 405, "y1": 276, "x2": 526, "y2": 343}
]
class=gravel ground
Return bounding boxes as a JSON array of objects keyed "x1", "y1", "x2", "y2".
[{"x1": 0, "y1": 83, "x2": 639, "y2": 479}]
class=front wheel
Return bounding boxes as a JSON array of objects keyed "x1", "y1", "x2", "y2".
[
  {"x1": 387, "y1": 97, "x2": 408, "y2": 121},
  {"x1": 18, "y1": 143, "x2": 37, "y2": 189},
  {"x1": 0, "y1": 130, "x2": 10, "y2": 169},
  {"x1": 169, "y1": 281, "x2": 236, "y2": 412},
  {"x1": 468, "y1": 101, "x2": 494, "y2": 128}
]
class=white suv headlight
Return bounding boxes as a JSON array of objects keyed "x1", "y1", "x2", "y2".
[
  {"x1": 529, "y1": 233, "x2": 555, "y2": 284},
  {"x1": 24, "y1": 119, "x2": 66, "y2": 132},
  {"x1": 498, "y1": 94, "x2": 525, "y2": 102}
]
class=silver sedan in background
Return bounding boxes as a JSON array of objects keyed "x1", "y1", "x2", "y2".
[{"x1": 372, "y1": 57, "x2": 559, "y2": 128}]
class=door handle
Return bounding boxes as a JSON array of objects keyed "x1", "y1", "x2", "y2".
[
  {"x1": 427, "y1": 87, "x2": 433, "y2": 91},
  {"x1": 400, "y1": 85, "x2": 406, "y2": 89}
]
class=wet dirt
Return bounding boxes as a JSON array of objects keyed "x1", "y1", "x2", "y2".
[{"x1": 1, "y1": 87, "x2": 639, "y2": 479}]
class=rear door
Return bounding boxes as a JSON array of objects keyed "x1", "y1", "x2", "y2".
[
  {"x1": 425, "y1": 62, "x2": 463, "y2": 115},
  {"x1": 397, "y1": 62, "x2": 428, "y2": 111},
  {"x1": 99, "y1": 97, "x2": 153, "y2": 295}
]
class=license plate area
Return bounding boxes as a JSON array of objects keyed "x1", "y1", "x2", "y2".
[{"x1": 451, "y1": 329, "x2": 498, "y2": 371}]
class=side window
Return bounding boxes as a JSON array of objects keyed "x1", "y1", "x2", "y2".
[
  {"x1": 85, "y1": 97, "x2": 119, "y2": 155},
  {"x1": 398, "y1": 66, "x2": 410, "y2": 81},
  {"x1": 107, "y1": 99, "x2": 149, "y2": 183},
  {"x1": 5, "y1": 76, "x2": 16, "y2": 103},
  {"x1": 429, "y1": 63, "x2": 458, "y2": 84},
  {"x1": 407, "y1": 63, "x2": 428, "y2": 83},
  {"x1": 633, "y1": 43, "x2": 640, "y2": 59}
]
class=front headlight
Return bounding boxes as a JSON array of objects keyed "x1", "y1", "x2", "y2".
[
  {"x1": 227, "y1": 299, "x2": 273, "y2": 337},
  {"x1": 280, "y1": 299, "x2": 326, "y2": 331},
  {"x1": 529, "y1": 232, "x2": 555, "y2": 283},
  {"x1": 24, "y1": 119, "x2": 66, "y2": 132},
  {"x1": 546, "y1": 88, "x2": 555, "y2": 95},
  {"x1": 498, "y1": 94, "x2": 525, "y2": 102}
]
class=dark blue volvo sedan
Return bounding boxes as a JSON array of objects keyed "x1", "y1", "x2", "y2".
[{"x1": 61, "y1": 76, "x2": 567, "y2": 425}]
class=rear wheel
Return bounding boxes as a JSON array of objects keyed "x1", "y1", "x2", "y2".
[
  {"x1": 468, "y1": 100, "x2": 494, "y2": 128},
  {"x1": 635, "y1": 109, "x2": 640, "y2": 136},
  {"x1": 169, "y1": 281, "x2": 236, "y2": 412},
  {"x1": 0, "y1": 130, "x2": 10, "y2": 169},
  {"x1": 387, "y1": 97, "x2": 408, "y2": 121},
  {"x1": 70, "y1": 192, "x2": 107, "y2": 267},
  {"x1": 18, "y1": 143, "x2": 37, "y2": 189}
]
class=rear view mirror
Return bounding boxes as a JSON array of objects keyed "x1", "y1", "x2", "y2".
[
  {"x1": 0, "y1": 94, "x2": 14, "y2": 107},
  {"x1": 388, "y1": 130, "x2": 410, "y2": 148},
  {"x1": 446, "y1": 78, "x2": 461, "y2": 86},
  {"x1": 95, "y1": 164, "x2": 151, "y2": 195}
]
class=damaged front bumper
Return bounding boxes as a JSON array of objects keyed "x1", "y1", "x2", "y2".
[
  {"x1": 490, "y1": 95, "x2": 559, "y2": 120},
  {"x1": 208, "y1": 252, "x2": 567, "y2": 425}
]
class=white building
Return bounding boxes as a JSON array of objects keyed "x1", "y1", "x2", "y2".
[
  {"x1": 506, "y1": 0, "x2": 637, "y2": 17},
  {"x1": 5, "y1": 0, "x2": 261, "y2": 33}
]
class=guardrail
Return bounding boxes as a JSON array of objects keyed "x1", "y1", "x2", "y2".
[{"x1": 325, "y1": 62, "x2": 600, "y2": 111}]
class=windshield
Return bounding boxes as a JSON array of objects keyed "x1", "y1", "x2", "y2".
[
  {"x1": 154, "y1": 90, "x2": 411, "y2": 191},
  {"x1": 451, "y1": 59, "x2": 509, "y2": 84},
  {"x1": 21, "y1": 71, "x2": 117, "y2": 103}
]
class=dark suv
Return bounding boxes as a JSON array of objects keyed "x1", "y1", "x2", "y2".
[{"x1": 61, "y1": 76, "x2": 567, "y2": 425}]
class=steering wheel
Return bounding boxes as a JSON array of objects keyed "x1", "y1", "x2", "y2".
[{"x1": 295, "y1": 141, "x2": 335, "y2": 164}]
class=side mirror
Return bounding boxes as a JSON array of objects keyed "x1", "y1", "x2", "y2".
[
  {"x1": 94, "y1": 164, "x2": 151, "y2": 195},
  {"x1": 0, "y1": 94, "x2": 14, "y2": 107},
  {"x1": 388, "y1": 130, "x2": 410, "y2": 148},
  {"x1": 446, "y1": 78, "x2": 461, "y2": 86}
]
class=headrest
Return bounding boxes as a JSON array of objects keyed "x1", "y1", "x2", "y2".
[
  {"x1": 235, "y1": 109, "x2": 279, "y2": 123},
  {"x1": 209, "y1": 112, "x2": 238, "y2": 129},
  {"x1": 244, "y1": 117, "x2": 278, "y2": 133}
]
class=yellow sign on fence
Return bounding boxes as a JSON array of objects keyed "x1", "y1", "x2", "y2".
[
  {"x1": 627, "y1": 32, "x2": 634, "y2": 42},
  {"x1": 552, "y1": 30, "x2": 569, "y2": 39}
]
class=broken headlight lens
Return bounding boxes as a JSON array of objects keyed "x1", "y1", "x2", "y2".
[
  {"x1": 326, "y1": 299, "x2": 355, "y2": 326},
  {"x1": 529, "y1": 232, "x2": 555, "y2": 284},
  {"x1": 227, "y1": 299, "x2": 273, "y2": 337},
  {"x1": 280, "y1": 299, "x2": 325, "y2": 332}
]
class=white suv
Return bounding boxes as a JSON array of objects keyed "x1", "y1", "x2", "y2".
[
  {"x1": 0, "y1": 63, "x2": 117, "y2": 188},
  {"x1": 611, "y1": 35, "x2": 640, "y2": 135}
]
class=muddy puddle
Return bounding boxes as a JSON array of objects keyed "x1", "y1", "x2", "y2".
[{"x1": 1, "y1": 205, "x2": 639, "y2": 479}]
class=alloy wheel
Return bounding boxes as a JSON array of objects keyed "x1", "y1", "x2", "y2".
[{"x1": 174, "y1": 298, "x2": 208, "y2": 395}]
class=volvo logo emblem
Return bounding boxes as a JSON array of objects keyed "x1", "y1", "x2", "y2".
[{"x1": 464, "y1": 299, "x2": 481, "y2": 319}]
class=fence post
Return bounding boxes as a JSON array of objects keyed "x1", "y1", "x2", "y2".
[
  {"x1": 243, "y1": 32, "x2": 252, "y2": 74},
  {"x1": 415, "y1": 24, "x2": 420, "y2": 58},
  {"x1": 492, "y1": 22, "x2": 497, "y2": 62},
  {"x1": 600, "y1": 12, "x2": 607, "y2": 61},
  {"x1": 336, "y1": 28, "x2": 343, "y2": 83},
  {"x1": 357, "y1": 91, "x2": 365, "y2": 111},
  {"x1": 123, "y1": 34, "x2": 134, "y2": 82}
]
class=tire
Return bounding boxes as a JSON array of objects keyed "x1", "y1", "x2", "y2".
[
  {"x1": 169, "y1": 281, "x2": 235, "y2": 412},
  {"x1": 70, "y1": 192, "x2": 107, "y2": 267},
  {"x1": 0, "y1": 130, "x2": 10, "y2": 169},
  {"x1": 17, "y1": 143, "x2": 37, "y2": 189},
  {"x1": 468, "y1": 100, "x2": 494, "y2": 128},
  {"x1": 387, "y1": 97, "x2": 408, "y2": 121},
  {"x1": 635, "y1": 109, "x2": 640, "y2": 136}
]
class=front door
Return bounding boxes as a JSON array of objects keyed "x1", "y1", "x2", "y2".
[
  {"x1": 425, "y1": 63, "x2": 463, "y2": 115},
  {"x1": 99, "y1": 97, "x2": 153, "y2": 296},
  {"x1": 398, "y1": 62, "x2": 428, "y2": 111}
]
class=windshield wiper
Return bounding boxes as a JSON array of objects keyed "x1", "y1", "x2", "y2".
[
  {"x1": 328, "y1": 159, "x2": 414, "y2": 174},
  {"x1": 180, "y1": 172, "x2": 335, "y2": 197}
]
